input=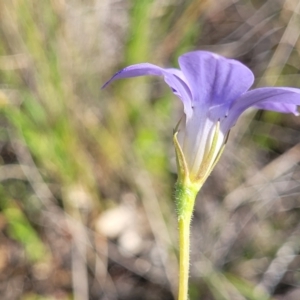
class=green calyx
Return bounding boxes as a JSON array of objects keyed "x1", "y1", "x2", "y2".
[{"x1": 175, "y1": 182, "x2": 199, "y2": 220}]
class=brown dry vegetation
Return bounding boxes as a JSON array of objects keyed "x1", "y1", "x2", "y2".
[{"x1": 1, "y1": 0, "x2": 300, "y2": 299}]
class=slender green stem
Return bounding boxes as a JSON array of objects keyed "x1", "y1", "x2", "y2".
[
  {"x1": 175, "y1": 182, "x2": 199, "y2": 300},
  {"x1": 178, "y1": 216, "x2": 192, "y2": 300}
]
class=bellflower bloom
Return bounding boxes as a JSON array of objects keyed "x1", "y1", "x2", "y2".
[{"x1": 103, "y1": 51, "x2": 300, "y2": 186}]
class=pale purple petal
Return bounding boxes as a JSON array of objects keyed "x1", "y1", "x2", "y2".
[
  {"x1": 102, "y1": 63, "x2": 193, "y2": 117},
  {"x1": 102, "y1": 63, "x2": 171, "y2": 88},
  {"x1": 224, "y1": 87, "x2": 300, "y2": 131},
  {"x1": 178, "y1": 51, "x2": 255, "y2": 119},
  {"x1": 166, "y1": 68, "x2": 188, "y2": 84},
  {"x1": 254, "y1": 102, "x2": 299, "y2": 115}
]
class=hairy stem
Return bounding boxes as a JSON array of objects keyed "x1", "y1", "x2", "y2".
[{"x1": 175, "y1": 183, "x2": 199, "y2": 300}]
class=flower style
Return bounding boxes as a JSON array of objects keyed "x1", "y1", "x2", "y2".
[{"x1": 103, "y1": 51, "x2": 300, "y2": 187}]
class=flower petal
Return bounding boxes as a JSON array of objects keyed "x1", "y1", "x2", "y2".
[
  {"x1": 178, "y1": 51, "x2": 255, "y2": 119},
  {"x1": 102, "y1": 63, "x2": 193, "y2": 117},
  {"x1": 255, "y1": 101, "x2": 299, "y2": 115},
  {"x1": 224, "y1": 87, "x2": 300, "y2": 130},
  {"x1": 102, "y1": 63, "x2": 164, "y2": 88}
]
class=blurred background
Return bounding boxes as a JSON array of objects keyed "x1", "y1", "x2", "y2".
[{"x1": 1, "y1": 0, "x2": 300, "y2": 299}]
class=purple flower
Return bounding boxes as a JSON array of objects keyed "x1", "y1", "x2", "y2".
[{"x1": 103, "y1": 51, "x2": 300, "y2": 185}]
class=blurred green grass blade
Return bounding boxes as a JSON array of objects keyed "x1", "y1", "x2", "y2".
[
  {"x1": 203, "y1": 268, "x2": 272, "y2": 300},
  {"x1": 225, "y1": 273, "x2": 272, "y2": 300},
  {"x1": 3, "y1": 203, "x2": 49, "y2": 263},
  {"x1": 125, "y1": 0, "x2": 154, "y2": 64},
  {"x1": 22, "y1": 293, "x2": 71, "y2": 300}
]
